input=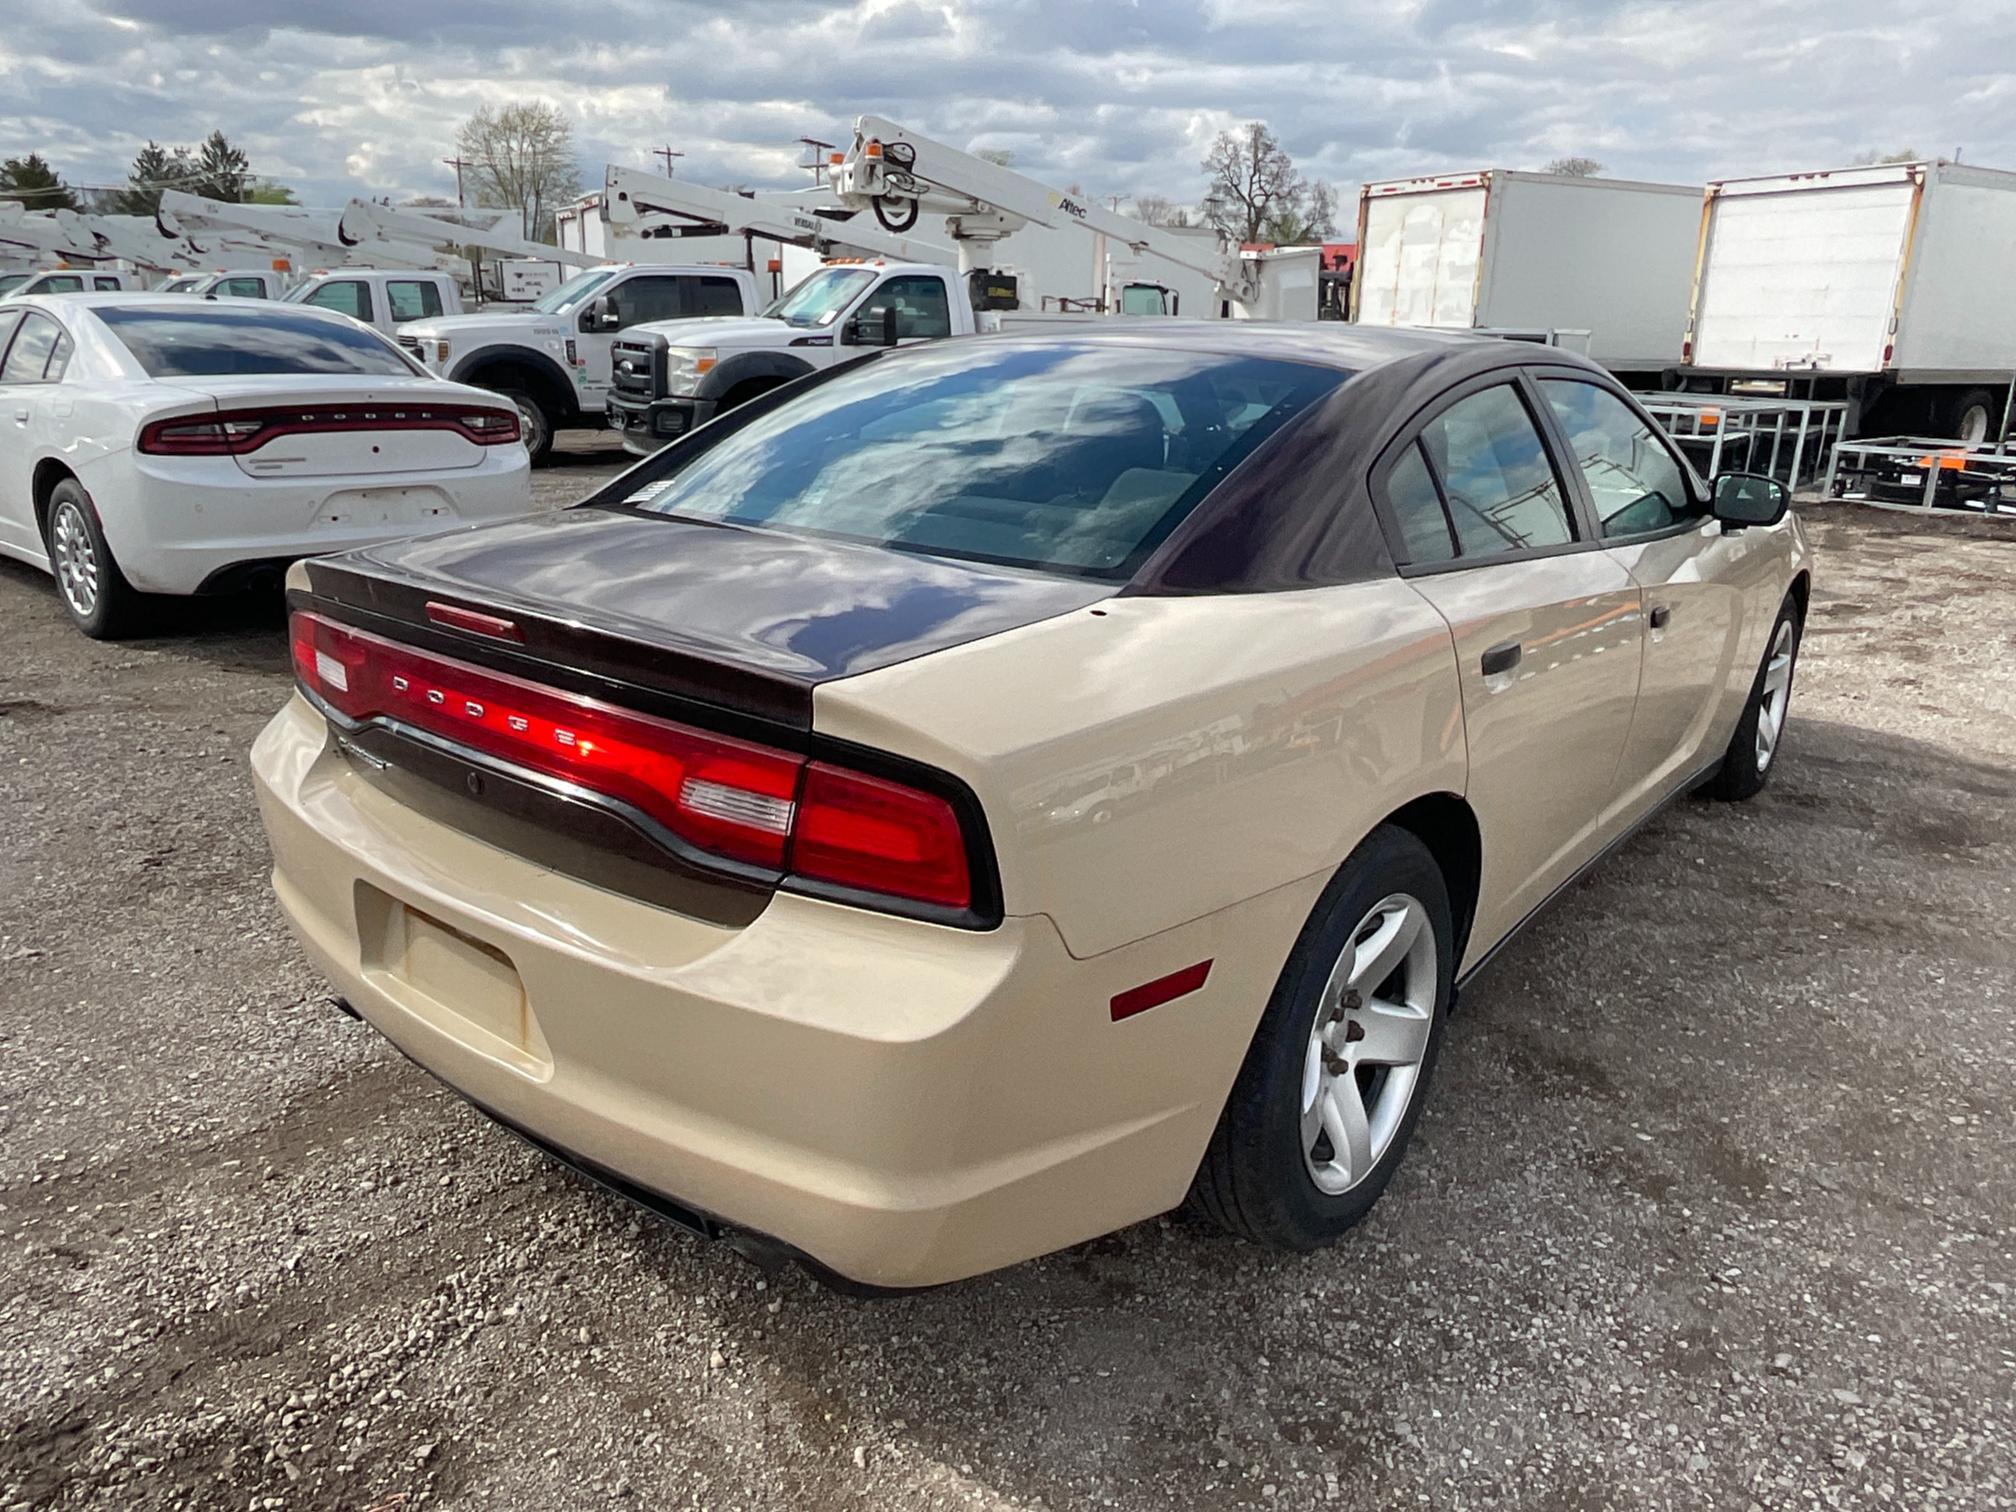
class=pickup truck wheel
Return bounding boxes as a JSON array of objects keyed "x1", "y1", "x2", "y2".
[
  {"x1": 45, "y1": 482, "x2": 147, "y2": 640},
  {"x1": 1190, "y1": 825, "x2": 1452, "y2": 1250},
  {"x1": 499, "y1": 389, "x2": 553, "y2": 464},
  {"x1": 1700, "y1": 600, "x2": 1801, "y2": 802},
  {"x1": 1946, "y1": 388, "x2": 1999, "y2": 446}
]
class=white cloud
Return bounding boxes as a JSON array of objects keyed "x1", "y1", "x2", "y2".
[{"x1": 2, "y1": 0, "x2": 2010, "y2": 219}]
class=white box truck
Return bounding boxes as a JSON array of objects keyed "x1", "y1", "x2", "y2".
[
  {"x1": 1682, "y1": 160, "x2": 2016, "y2": 441},
  {"x1": 1352, "y1": 169, "x2": 1701, "y2": 380}
]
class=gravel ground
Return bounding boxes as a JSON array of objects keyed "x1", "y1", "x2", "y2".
[{"x1": 2, "y1": 446, "x2": 2012, "y2": 1511}]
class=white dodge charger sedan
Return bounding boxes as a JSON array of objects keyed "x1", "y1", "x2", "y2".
[{"x1": 0, "y1": 294, "x2": 532, "y2": 638}]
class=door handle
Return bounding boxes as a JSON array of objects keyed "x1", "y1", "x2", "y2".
[
  {"x1": 1648, "y1": 604, "x2": 1672, "y2": 629},
  {"x1": 1480, "y1": 641, "x2": 1522, "y2": 676}
]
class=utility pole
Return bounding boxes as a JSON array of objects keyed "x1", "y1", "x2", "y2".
[
  {"x1": 442, "y1": 154, "x2": 471, "y2": 207},
  {"x1": 653, "y1": 146, "x2": 684, "y2": 176}
]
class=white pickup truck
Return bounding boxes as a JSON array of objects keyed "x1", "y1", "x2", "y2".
[
  {"x1": 283, "y1": 269, "x2": 464, "y2": 339},
  {"x1": 155, "y1": 268, "x2": 292, "y2": 299},
  {"x1": 0, "y1": 268, "x2": 144, "y2": 296},
  {"x1": 603, "y1": 260, "x2": 982, "y2": 454},
  {"x1": 395, "y1": 262, "x2": 758, "y2": 462}
]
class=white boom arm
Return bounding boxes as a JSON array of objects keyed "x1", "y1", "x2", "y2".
[
  {"x1": 334, "y1": 200, "x2": 601, "y2": 269},
  {"x1": 602, "y1": 165, "x2": 954, "y2": 264},
  {"x1": 833, "y1": 114, "x2": 1257, "y2": 302}
]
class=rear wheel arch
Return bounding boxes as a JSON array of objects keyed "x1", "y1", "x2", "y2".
[
  {"x1": 31, "y1": 458, "x2": 78, "y2": 543},
  {"x1": 1381, "y1": 792, "x2": 1482, "y2": 970}
]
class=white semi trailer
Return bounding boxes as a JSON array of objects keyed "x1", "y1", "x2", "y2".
[
  {"x1": 1680, "y1": 160, "x2": 2016, "y2": 442},
  {"x1": 1351, "y1": 169, "x2": 1702, "y2": 381}
]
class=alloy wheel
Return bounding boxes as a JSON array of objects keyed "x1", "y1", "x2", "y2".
[
  {"x1": 1755, "y1": 620, "x2": 1795, "y2": 772},
  {"x1": 51, "y1": 502, "x2": 100, "y2": 619},
  {"x1": 512, "y1": 397, "x2": 549, "y2": 458},
  {"x1": 1300, "y1": 892, "x2": 1436, "y2": 1196}
]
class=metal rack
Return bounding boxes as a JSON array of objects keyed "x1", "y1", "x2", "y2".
[
  {"x1": 1821, "y1": 436, "x2": 2016, "y2": 517},
  {"x1": 1631, "y1": 393, "x2": 1852, "y2": 489}
]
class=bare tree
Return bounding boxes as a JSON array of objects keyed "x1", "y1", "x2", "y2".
[
  {"x1": 976, "y1": 148, "x2": 1015, "y2": 168},
  {"x1": 1130, "y1": 193, "x2": 1195, "y2": 228},
  {"x1": 1850, "y1": 146, "x2": 1921, "y2": 165},
  {"x1": 1544, "y1": 156, "x2": 1604, "y2": 177},
  {"x1": 1201, "y1": 122, "x2": 1308, "y2": 243},
  {"x1": 1262, "y1": 179, "x2": 1339, "y2": 244},
  {"x1": 457, "y1": 102, "x2": 582, "y2": 240}
]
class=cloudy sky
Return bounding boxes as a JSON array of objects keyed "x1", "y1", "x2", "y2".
[{"x1": 5, "y1": 0, "x2": 2014, "y2": 216}]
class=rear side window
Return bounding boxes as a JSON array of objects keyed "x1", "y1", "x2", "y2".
[
  {"x1": 38, "y1": 275, "x2": 84, "y2": 294},
  {"x1": 387, "y1": 280, "x2": 444, "y2": 323},
  {"x1": 690, "y1": 277, "x2": 743, "y2": 317},
  {"x1": 300, "y1": 280, "x2": 373, "y2": 323},
  {"x1": 613, "y1": 341, "x2": 1346, "y2": 580},
  {"x1": 0, "y1": 312, "x2": 63, "y2": 383},
  {"x1": 43, "y1": 329, "x2": 74, "y2": 382},
  {"x1": 96, "y1": 306, "x2": 416, "y2": 377},
  {"x1": 94, "y1": 276, "x2": 124, "y2": 292},
  {"x1": 860, "y1": 276, "x2": 952, "y2": 340},
  {"x1": 1419, "y1": 384, "x2": 1575, "y2": 556},
  {"x1": 1384, "y1": 442, "x2": 1456, "y2": 564},
  {"x1": 1541, "y1": 379, "x2": 1698, "y2": 536}
]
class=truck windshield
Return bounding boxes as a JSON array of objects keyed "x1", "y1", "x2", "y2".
[
  {"x1": 0, "y1": 274, "x2": 27, "y2": 297},
  {"x1": 529, "y1": 269, "x2": 615, "y2": 314},
  {"x1": 761, "y1": 268, "x2": 876, "y2": 328},
  {"x1": 97, "y1": 306, "x2": 419, "y2": 377},
  {"x1": 609, "y1": 340, "x2": 1346, "y2": 581}
]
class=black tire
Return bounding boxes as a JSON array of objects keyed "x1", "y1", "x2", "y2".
[
  {"x1": 1700, "y1": 598, "x2": 1802, "y2": 802},
  {"x1": 1944, "y1": 387, "x2": 2001, "y2": 446},
  {"x1": 1190, "y1": 825, "x2": 1454, "y2": 1250},
  {"x1": 496, "y1": 387, "x2": 555, "y2": 465},
  {"x1": 43, "y1": 479, "x2": 147, "y2": 640}
]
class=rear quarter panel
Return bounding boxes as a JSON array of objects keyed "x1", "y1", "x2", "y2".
[{"x1": 814, "y1": 580, "x2": 1465, "y2": 960}]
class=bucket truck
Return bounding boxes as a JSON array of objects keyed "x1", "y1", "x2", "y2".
[{"x1": 601, "y1": 131, "x2": 1320, "y2": 455}]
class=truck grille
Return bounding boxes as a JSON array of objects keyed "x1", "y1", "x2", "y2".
[
  {"x1": 396, "y1": 335, "x2": 425, "y2": 360},
  {"x1": 610, "y1": 336, "x2": 663, "y2": 403}
]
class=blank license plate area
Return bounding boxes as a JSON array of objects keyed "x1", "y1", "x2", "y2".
[{"x1": 319, "y1": 487, "x2": 455, "y2": 528}]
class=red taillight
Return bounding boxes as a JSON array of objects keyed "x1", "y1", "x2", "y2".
[
  {"x1": 290, "y1": 612, "x2": 975, "y2": 910},
  {"x1": 140, "y1": 403, "x2": 520, "y2": 455},
  {"x1": 790, "y1": 763, "x2": 971, "y2": 911}
]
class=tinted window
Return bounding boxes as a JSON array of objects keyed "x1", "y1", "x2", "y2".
[
  {"x1": 1385, "y1": 441, "x2": 1455, "y2": 564},
  {"x1": 617, "y1": 342, "x2": 1346, "y2": 580},
  {"x1": 159, "y1": 277, "x2": 200, "y2": 293},
  {"x1": 301, "y1": 280, "x2": 373, "y2": 323},
  {"x1": 43, "y1": 329, "x2": 74, "y2": 381},
  {"x1": 387, "y1": 280, "x2": 445, "y2": 322},
  {"x1": 38, "y1": 275, "x2": 84, "y2": 294},
  {"x1": 861, "y1": 275, "x2": 952, "y2": 340},
  {"x1": 94, "y1": 277, "x2": 124, "y2": 292},
  {"x1": 0, "y1": 313, "x2": 62, "y2": 383},
  {"x1": 218, "y1": 277, "x2": 268, "y2": 298},
  {"x1": 691, "y1": 276, "x2": 743, "y2": 317},
  {"x1": 1420, "y1": 385, "x2": 1574, "y2": 556},
  {"x1": 96, "y1": 306, "x2": 417, "y2": 377},
  {"x1": 613, "y1": 276, "x2": 690, "y2": 327},
  {"x1": 1542, "y1": 380, "x2": 1697, "y2": 536}
]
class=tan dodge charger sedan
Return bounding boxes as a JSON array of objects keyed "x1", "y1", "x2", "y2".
[{"x1": 253, "y1": 324, "x2": 1811, "y2": 1288}]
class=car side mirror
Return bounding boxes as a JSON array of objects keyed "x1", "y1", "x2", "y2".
[
  {"x1": 845, "y1": 306, "x2": 899, "y2": 347},
  {"x1": 585, "y1": 294, "x2": 620, "y2": 332},
  {"x1": 1711, "y1": 471, "x2": 1790, "y2": 529}
]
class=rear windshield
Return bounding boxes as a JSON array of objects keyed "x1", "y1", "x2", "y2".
[
  {"x1": 96, "y1": 306, "x2": 418, "y2": 378},
  {"x1": 612, "y1": 341, "x2": 1346, "y2": 579}
]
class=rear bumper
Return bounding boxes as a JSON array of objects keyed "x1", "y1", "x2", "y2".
[
  {"x1": 251, "y1": 696, "x2": 1263, "y2": 1287},
  {"x1": 91, "y1": 451, "x2": 533, "y2": 595},
  {"x1": 606, "y1": 394, "x2": 715, "y2": 456}
]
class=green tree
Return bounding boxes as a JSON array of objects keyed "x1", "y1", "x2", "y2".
[
  {"x1": 0, "y1": 153, "x2": 78, "y2": 212},
  {"x1": 245, "y1": 179, "x2": 299, "y2": 204},
  {"x1": 116, "y1": 141, "x2": 197, "y2": 214},
  {"x1": 193, "y1": 130, "x2": 251, "y2": 201}
]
